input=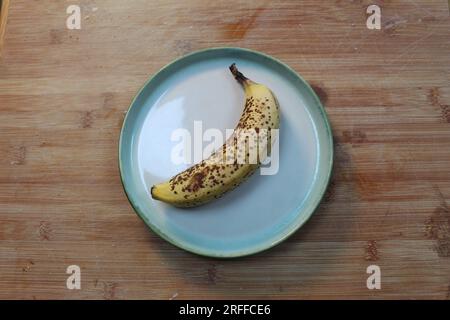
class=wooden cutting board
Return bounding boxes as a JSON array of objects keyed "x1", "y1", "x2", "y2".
[
  {"x1": 0, "y1": 0, "x2": 449, "y2": 299},
  {"x1": 0, "y1": 0, "x2": 9, "y2": 54}
]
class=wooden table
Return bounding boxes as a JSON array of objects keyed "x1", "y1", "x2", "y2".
[{"x1": 1, "y1": 0, "x2": 449, "y2": 300}]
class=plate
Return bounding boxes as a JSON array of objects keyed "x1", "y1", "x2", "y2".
[{"x1": 119, "y1": 47, "x2": 333, "y2": 258}]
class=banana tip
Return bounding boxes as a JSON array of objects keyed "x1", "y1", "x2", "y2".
[
  {"x1": 229, "y1": 63, "x2": 237, "y2": 73},
  {"x1": 150, "y1": 185, "x2": 157, "y2": 199},
  {"x1": 229, "y1": 63, "x2": 249, "y2": 85}
]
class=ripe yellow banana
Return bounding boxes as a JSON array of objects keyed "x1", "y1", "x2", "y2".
[{"x1": 151, "y1": 64, "x2": 280, "y2": 207}]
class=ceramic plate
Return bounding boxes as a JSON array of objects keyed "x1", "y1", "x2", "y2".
[{"x1": 119, "y1": 47, "x2": 333, "y2": 258}]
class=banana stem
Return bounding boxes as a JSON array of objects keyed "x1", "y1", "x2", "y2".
[{"x1": 229, "y1": 63, "x2": 251, "y2": 86}]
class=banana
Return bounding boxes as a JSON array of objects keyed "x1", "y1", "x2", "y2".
[{"x1": 151, "y1": 63, "x2": 280, "y2": 207}]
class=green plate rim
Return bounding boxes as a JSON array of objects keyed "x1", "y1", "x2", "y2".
[{"x1": 118, "y1": 46, "x2": 334, "y2": 258}]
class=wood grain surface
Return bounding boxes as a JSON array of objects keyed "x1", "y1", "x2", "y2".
[
  {"x1": 0, "y1": 0, "x2": 449, "y2": 299},
  {"x1": 0, "y1": 0, "x2": 10, "y2": 54}
]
